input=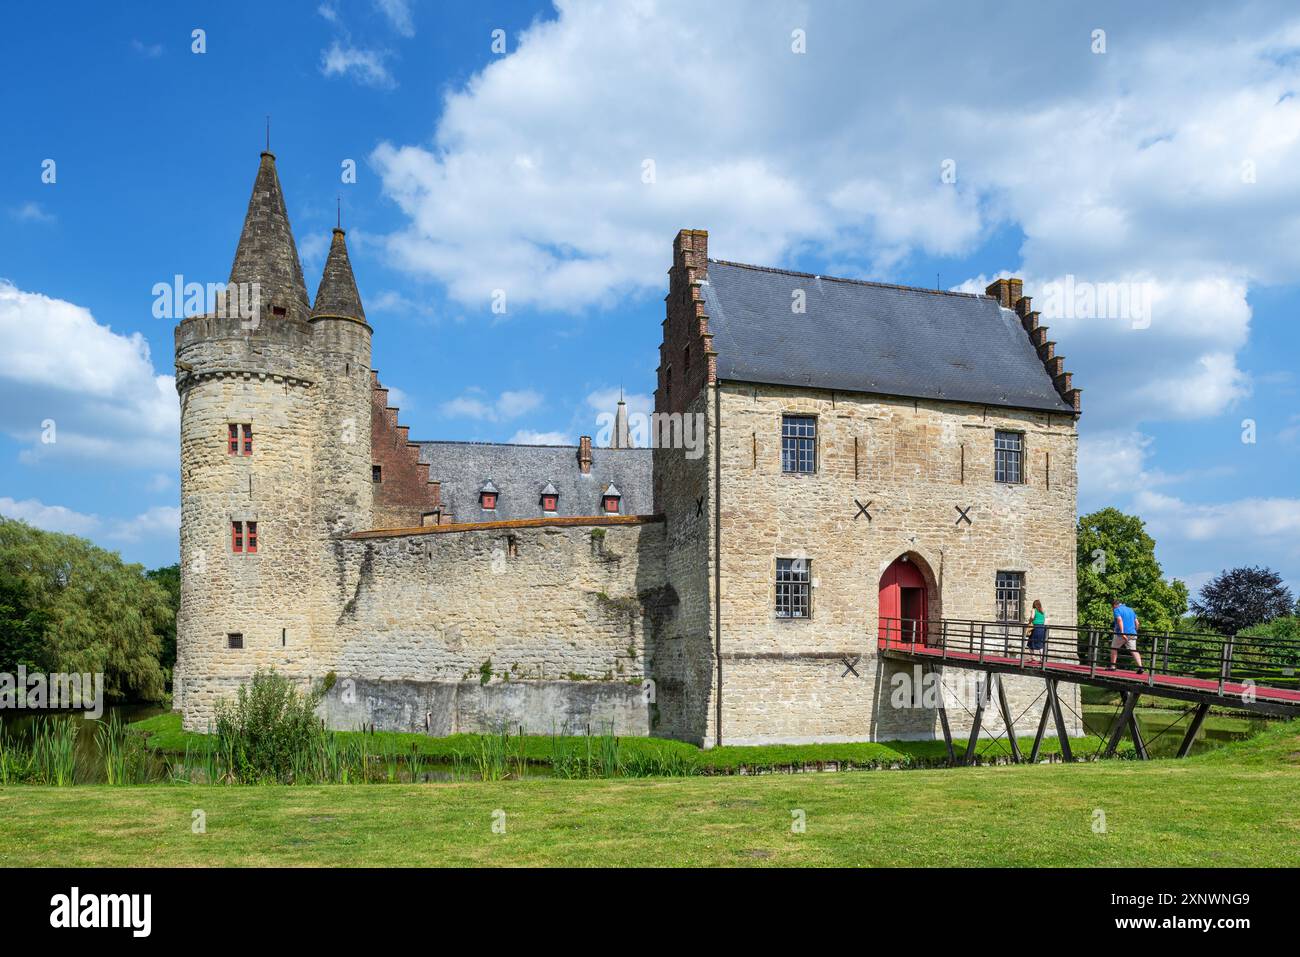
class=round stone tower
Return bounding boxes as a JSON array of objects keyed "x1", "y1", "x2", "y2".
[{"x1": 173, "y1": 151, "x2": 327, "y2": 729}]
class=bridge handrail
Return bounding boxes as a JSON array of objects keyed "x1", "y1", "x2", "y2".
[{"x1": 876, "y1": 615, "x2": 1300, "y2": 696}]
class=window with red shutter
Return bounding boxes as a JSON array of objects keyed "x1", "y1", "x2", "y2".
[
  {"x1": 603, "y1": 495, "x2": 619, "y2": 513},
  {"x1": 481, "y1": 492, "x2": 497, "y2": 510},
  {"x1": 246, "y1": 521, "x2": 258, "y2": 553},
  {"x1": 231, "y1": 521, "x2": 243, "y2": 553},
  {"x1": 242, "y1": 424, "x2": 253, "y2": 455},
  {"x1": 228, "y1": 424, "x2": 239, "y2": 455}
]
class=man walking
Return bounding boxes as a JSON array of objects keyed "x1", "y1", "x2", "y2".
[{"x1": 1108, "y1": 598, "x2": 1143, "y2": 671}]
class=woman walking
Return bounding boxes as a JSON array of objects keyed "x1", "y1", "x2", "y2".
[{"x1": 1026, "y1": 600, "x2": 1047, "y2": 653}]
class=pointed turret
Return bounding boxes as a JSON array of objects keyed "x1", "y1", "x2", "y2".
[
  {"x1": 612, "y1": 391, "x2": 630, "y2": 448},
  {"x1": 228, "y1": 151, "x2": 310, "y2": 322},
  {"x1": 311, "y1": 228, "x2": 367, "y2": 324}
]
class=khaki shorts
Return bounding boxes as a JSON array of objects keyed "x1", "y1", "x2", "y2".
[{"x1": 1111, "y1": 634, "x2": 1137, "y2": 651}]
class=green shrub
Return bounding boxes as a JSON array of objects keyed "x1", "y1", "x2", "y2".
[{"x1": 214, "y1": 669, "x2": 324, "y2": 784}]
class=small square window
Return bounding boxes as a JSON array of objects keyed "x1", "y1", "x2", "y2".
[
  {"x1": 372, "y1": 464, "x2": 382, "y2": 483},
  {"x1": 995, "y1": 431, "x2": 1023, "y2": 484},
  {"x1": 775, "y1": 557, "x2": 811, "y2": 619},
  {"x1": 541, "y1": 494, "x2": 558, "y2": 512},
  {"x1": 226, "y1": 632, "x2": 244, "y2": 649},
  {"x1": 481, "y1": 492, "x2": 497, "y2": 510},
  {"x1": 781, "y1": 415, "x2": 816, "y2": 473},
  {"x1": 603, "y1": 495, "x2": 620, "y2": 514}
]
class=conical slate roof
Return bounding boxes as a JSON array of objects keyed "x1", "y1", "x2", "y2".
[
  {"x1": 311, "y1": 228, "x2": 367, "y2": 323},
  {"x1": 228, "y1": 152, "x2": 310, "y2": 320}
]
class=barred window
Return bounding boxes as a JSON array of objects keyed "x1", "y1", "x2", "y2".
[
  {"x1": 781, "y1": 415, "x2": 816, "y2": 473},
  {"x1": 775, "y1": 558, "x2": 811, "y2": 619},
  {"x1": 996, "y1": 571, "x2": 1024, "y2": 622},
  {"x1": 994, "y1": 430, "x2": 1023, "y2": 484}
]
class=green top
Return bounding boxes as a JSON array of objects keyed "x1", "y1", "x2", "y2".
[{"x1": 1032, "y1": 610, "x2": 1045, "y2": 626}]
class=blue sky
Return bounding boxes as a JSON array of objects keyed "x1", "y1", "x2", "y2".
[{"x1": 1, "y1": 1, "x2": 1298, "y2": 602}]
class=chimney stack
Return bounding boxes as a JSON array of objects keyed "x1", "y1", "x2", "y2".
[{"x1": 578, "y1": 435, "x2": 592, "y2": 474}]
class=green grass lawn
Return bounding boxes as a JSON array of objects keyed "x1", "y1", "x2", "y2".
[{"x1": 2, "y1": 720, "x2": 1297, "y2": 867}]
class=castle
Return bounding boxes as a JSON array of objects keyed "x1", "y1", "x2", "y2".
[{"x1": 174, "y1": 152, "x2": 1082, "y2": 745}]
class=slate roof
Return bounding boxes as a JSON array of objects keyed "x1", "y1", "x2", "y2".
[
  {"x1": 228, "y1": 152, "x2": 310, "y2": 321},
  {"x1": 418, "y1": 441, "x2": 654, "y2": 522},
  {"x1": 311, "y1": 228, "x2": 366, "y2": 324},
  {"x1": 700, "y1": 260, "x2": 1074, "y2": 414}
]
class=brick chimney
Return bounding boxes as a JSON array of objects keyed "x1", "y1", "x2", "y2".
[
  {"x1": 578, "y1": 435, "x2": 592, "y2": 474},
  {"x1": 985, "y1": 277, "x2": 1023, "y2": 309}
]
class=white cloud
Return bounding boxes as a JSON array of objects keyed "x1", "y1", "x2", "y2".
[
  {"x1": 508, "y1": 429, "x2": 570, "y2": 445},
  {"x1": 1135, "y1": 489, "x2": 1300, "y2": 544},
  {"x1": 130, "y1": 39, "x2": 163, "y2": 58},
  {"x1": 0, "y1": 497, "x2": 179, "y2": 543},
  {"x1": 370, "y1": 0, "x2": 1300, "y2": 431},
  {"x1": 0, "y1": 497, "x2": 99, "y2": 536},
  {"x1": 440, "y1": 387, "x2": 543, "y2": 422},
  {"x1": 9, "y1": 202, "x2": 54, "y2": 224},
  {"x1": 374, "y1": 0, "x2": 414, "y2": 37},
  {"x1": 0, "y1": 280, "x2": 177, "y2": 468},
  {"x1": 321, "y1": 41, "x2": 395, "y2": 89}
]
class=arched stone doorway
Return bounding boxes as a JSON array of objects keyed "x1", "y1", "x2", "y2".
[{"x1": 878, "y1": 553, "x2": 938, "y2": 649}]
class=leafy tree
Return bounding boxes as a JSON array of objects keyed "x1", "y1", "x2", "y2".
[
  {"x1": 0, "y1": 518, "x2": 170, "y2": 701},
  {"x1": 146, "y1": 563, "x2": 180, "y2": 676},
  {"x1": 0, "y1": 572, "x2": 50, "y2": 672},
  {"x1": 1077, "y1": 508, "x2": 1188, "y2": 634},
  {"x1": 1190, "y1": 566, "x2": 1295, "y2": 635}
]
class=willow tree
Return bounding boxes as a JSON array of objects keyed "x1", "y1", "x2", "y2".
[{"x1": 0, "y1": 518, "x2": 169, "y2": 701}]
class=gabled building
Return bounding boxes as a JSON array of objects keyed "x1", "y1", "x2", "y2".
[{"x1": 174, "y1": 153, "x2": 1080, "y2": 746}]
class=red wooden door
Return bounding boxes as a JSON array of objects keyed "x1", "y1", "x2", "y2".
[{"x1": 879, "y1": 557, "x2": 927, "y2": 648}]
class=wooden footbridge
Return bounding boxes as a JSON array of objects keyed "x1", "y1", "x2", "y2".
[{"x1": 878, "y1": 617, "x2": 1300, "y2": 763}]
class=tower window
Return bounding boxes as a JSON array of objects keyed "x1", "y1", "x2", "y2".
[
  {"x1": 231, "y1": 520, "x2": 258, "y2": 554},
  {"x1": 994, "y1": 431, "x2": 1023, "y2": 484},
  {"x1": 226, "y1": 633, "x2": 244, "y2": 649},
  {"x1": 372, "y1": 464, "x2": 382, "y2": 483},
  {"x1": 228, "y1": 423, "x2": 252, "y2": 455},
  {"x1": 781, "y1": 415, "x2": 816, "y2": 473}
]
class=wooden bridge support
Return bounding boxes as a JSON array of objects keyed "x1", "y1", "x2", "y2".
[
  {"x1": 927, "y1": 664, "x2": 956, "y2": 765},
  {"x1": 1176, "y1": 702, "x2": 1211, "y2": 758}
]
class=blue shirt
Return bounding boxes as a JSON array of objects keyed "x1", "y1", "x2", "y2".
[{"x1": 1113, "y1": 604, "x2": 1138, "y2": 635}]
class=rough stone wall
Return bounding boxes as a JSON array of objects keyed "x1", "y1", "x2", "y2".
[
  {"x1": 318, "y1": 521, "x2": 674, "y2": 734},
  {"x1": 173, "y1": 314, "x2": 326, "y2": 728},
  {"x1": 652, "y1": 230, "x2": 719, "y2": 746},
  {"x1": 650, "y1": 387, "x2": 716, "y2": 745},
  {"x1": 370, "y1": 372, "x2": 442, "y2": 529},
  {"x1": 712, "y1": 381, "x2": 1081, "y2": 744},
  {"x1": 318, "y1": 677, "x2": 650, "y2": 737}
]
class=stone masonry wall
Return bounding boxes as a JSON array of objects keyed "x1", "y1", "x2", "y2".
[
  {"x1": 712, "y1": 381, "x2": 1081, "y2": 744},
  {"x1": 319, "y1": 520, "x2": 675, "y2": 735},
  {"x1": 174, "y1": 314, "x2": 327, "y2": 728}
]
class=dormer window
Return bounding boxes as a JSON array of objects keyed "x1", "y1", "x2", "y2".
[
  {"x1": 479, "y1": 480, "x2": 499, "y2": 511},
  {"x1": 602, "y1": 483, "x2": 622, "y2": 514},
  {"x1": 540, "y1": 482, "x2": 559, "y2": 513}
]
